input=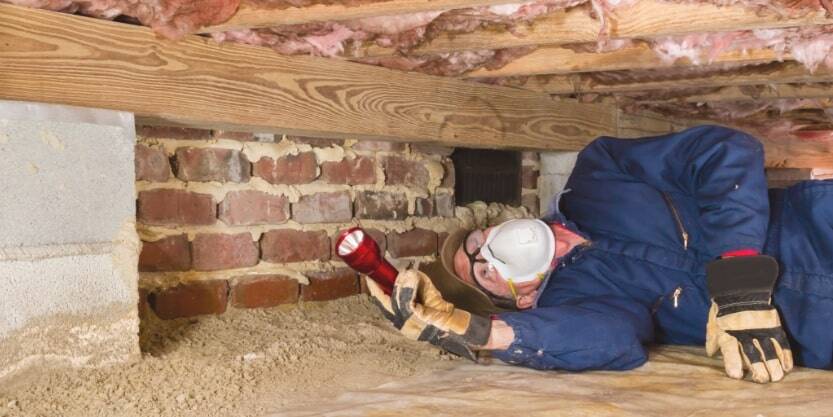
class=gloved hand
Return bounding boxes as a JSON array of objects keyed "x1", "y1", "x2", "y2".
[
  {"x1": 705, "y1": 255, "x2": 794, "y2": 383},
  {"x1": 366, "y1": 269, "x2": 492, "y2": 361}
]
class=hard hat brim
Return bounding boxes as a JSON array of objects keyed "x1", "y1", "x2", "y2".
[{"x1": 418, "y1": 228, "x2": 516, "y2": 317}]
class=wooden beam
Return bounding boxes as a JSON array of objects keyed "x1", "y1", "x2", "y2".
[
  {"x1": 760, "y1": 133, "x2": 833, "y2": 169},
  {"x1": 506, "y1": 62, "x2": 831, "y2": 94},
  {"x1": 671, "y1": 121, "x2": 833, "y2": 169},
  {"x1": 200, "y1": 0, "x2": 516, "y2": 32},
  {"x1": 0, "y1": 4, "x2": 626, "y2": 151},
  {"x1": 465, "y1": 43, "x2": 782, "y2": 78},
  {"x1": 361, "y1": 0, "x2": 833, "y2": 57},
  {"x1": 641, "y1": 84, "x2": 833, "y2": 104}
]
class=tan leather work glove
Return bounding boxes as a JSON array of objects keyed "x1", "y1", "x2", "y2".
[
  {"x1": 705, "y1": 255, "x2": 794, "y2": 383},
  {"x1": 367, "y1": 269, "x2": 491, "y2": 361}
]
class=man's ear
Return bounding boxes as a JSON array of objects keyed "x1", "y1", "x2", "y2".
[{"x1": 515, "y1": 291, "x2": 537, "y2": 310}]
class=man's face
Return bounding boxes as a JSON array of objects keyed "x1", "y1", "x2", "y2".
[{"x1": 452, "y1": 227, "x2": 543, "y2": 309}]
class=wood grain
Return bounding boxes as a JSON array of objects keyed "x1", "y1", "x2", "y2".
[
  {"x1": 760, "y1": 134, "x2": 833, "y2": 169},
  {"x1": 466, "y1": 43, "x2": 782, "y2": 78},
  {"x1": 361, "y1": 0, "x2": 833, "y2": 57},
  {"x1": 0, "y1": 3, "x2": 629, "y2": 152},
  {"x1": 641, "y1": 84, "x2": 833, "y2": 104},
  {"x1": 506, "y1": 63, "x2": 832, "y2": 94},
  {"x1": 200, "y1": 0, "x2": 518, "y2": 32}
]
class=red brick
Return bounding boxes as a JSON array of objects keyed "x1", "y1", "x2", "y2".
[
  {"x1": 435, "y1": 193, "x2": 455, "y2": 218},
  {"x1": 137, "y1": 189, "x2": 216, "y2": 226},
  {"x1": 135, "y1": 144, "x2": 171, "y2": 182},
  {"x1": 438, "y1": 231, "x2": 450, "y2": 251},
  {"x1": 149, "y1": 280, "x2": 229, "y2": 319},
  {"x1": 287, "y1": 135, "x2": 344, "y2": 148},
  {"x1": 292, "y1": 191, "x2": 352, "y2": 224},
  {"x1": 388, "y1": 228, "x2": 438, "y2": 257},
  {"x1": 211, "y1": 130, "x2": 255, "y2": 141},
  {"x1": 411, "y1": 144, "x2": 453, "y2": 157},
  {"x1": 320, "y1": 156, "x2": 376, "y2": 185},
  {"x1": 355, "y1": 191, "x2": 407, "y2": 220},
  {"x1": 385, "y1": 156, "x2": 429, "y2": 188},
  {"x1": 231, "y1": 275, "x2": 299, "y2": 308},
  {"x1": 219, "y1": 191, "x2": 289, "y2": 226},
  {"x1": 138, "y1": 288, "x2": 151, "y2": 320},
  {"x1": 414, "y1": 197, "x2": 433, "y2": 217},
  {"x1": 352, "y1": 140, "x2": 405, "y2": 152},
  {"x1": 261, "y1": 229, "x2": 330, "y2": 263},
  {"x1": 192, "y1": 233, "x2": 259, "y2": 271},
  {"x1": 139, "y1": 235, "x2": 191, "y2": 272},
  {"x1": 253, "y1": 153, "x2": 317, "y2": 185},
  {"x1": 302, "y1": 269, "x2": 359, "y2": 301},
  {"x1": 174, "y1": 147, "x2": 250, "y2": 183},
  {"x1": 441, "y1": 159, "x2": 455, "y2": 188},
  {"x1": 522, "y1": 193, "x2": 540, "y2": 217},
  {"x1": 137, "y1": 126, "x2": 211, "y2": 140},
  {"x1": 522, "y1": 165, "x2": 539, "y2": 189},
  {"x1": 332, "y1": 228, "x2": 386, "y2": 259}
]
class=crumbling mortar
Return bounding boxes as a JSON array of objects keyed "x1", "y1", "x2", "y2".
[{"x1": 137, "y1": 215, "x2": 463, "y2": 242}]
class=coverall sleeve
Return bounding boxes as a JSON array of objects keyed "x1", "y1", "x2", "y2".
[
  {"x1": 574, "y1": 125, "x2": 769, "y2": 256},
  {"x1": 490, "y1": 298, "x2": 652, "y2": 371}
]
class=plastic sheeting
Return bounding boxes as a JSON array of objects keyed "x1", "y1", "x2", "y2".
[{"x1": 273, "y1": 346, "x2": 833, "y2": 416}]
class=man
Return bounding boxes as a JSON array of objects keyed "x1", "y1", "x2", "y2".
[{"x1": 368, "y1": 125, "x2": 833, "y2": 384}]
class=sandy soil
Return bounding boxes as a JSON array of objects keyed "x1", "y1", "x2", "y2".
[{"x1": 0, "y1": 296, "x2": 458, "y2": 417}]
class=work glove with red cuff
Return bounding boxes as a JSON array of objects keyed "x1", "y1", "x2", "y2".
[
  {"x1": 367, "y1": 269, "x2": 492, "y2": 361},
  {"x1": 705, "y1": 255, "x2": 794, "y2": 383}
]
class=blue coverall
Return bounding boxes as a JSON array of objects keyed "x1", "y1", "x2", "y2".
[{"x1": 492, "y1": 125, "x2": 833, "y2": 371}]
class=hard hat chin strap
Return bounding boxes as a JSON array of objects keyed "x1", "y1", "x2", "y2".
[
  {"x1": 506, "y1": 274, "x2": 547, "y2": 302},
  {"x1": 507, "y1": 279, "x2": 518, "y2": 300}
]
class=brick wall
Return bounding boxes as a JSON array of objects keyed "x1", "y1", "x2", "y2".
[{"x1": 135, "y1": 126, "x2": 538, "y2": 319}]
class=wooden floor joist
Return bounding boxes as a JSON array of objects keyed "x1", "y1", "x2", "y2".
[
  {"x1": 200, "y1": 0, "x2": 518, "y2": 32},
  {"x1": 506, "y1": 62, "x2": 832, "y2": 94},
  {"x1": 465, "y1": 43, "x2": 783, "y2": 78},
  {"x1": 0, "y1": 3, "x2": 627, "y2": 151},
  {"x1": 361, "y1": 0, "x2": 833, "y2": 57},
  {"x1": 642, "y1": 84, "x2": 833, "y2": 104}
]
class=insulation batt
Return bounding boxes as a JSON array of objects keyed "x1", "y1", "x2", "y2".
[
  {"x1": 664, "y1": 0, "x2": 833, "y2": 16},
  {"x1": 4, "y1": 0, "x2": 239, "y2": 38},
  {"x1": 212, "y1": 0, "x2": 587, "y2": 58},
  {"x1": 632, "y1": 99, "x2": 833, "y2": 146},
  {"x1": 210, "y1": 0, "x2": 608, "y2": 74},
  {"x1": 247, "y1": 0, "x2": 386, "y2": 9},
  {"x1": 652, "y1": 26, "x2": 833, "y2": 72},
  {"x1": 358, "y1": 46, "x2": 536, "y2": 76}
]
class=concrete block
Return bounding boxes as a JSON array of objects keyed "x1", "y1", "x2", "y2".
[
  {"x1": 539, "y1": 174, "x2": 571, "y2": 216},
  {"x1": 540, "y1": 151, "x2": 578, "y2": 175},
  {"x1": 0, "y1": 100, "x2": 139, "y2": 381}
]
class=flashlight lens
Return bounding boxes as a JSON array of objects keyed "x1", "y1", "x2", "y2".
[{"x1": 337, "y1": 229, "x2": 365, "y2": 256}]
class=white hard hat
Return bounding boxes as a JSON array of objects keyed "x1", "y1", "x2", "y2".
[{"x1": 480, "y1": 219, "x2": 555, "y2": 283}]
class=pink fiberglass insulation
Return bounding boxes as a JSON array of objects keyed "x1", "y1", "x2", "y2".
[
  {"x1": 4, "y1": 0, "x2": 239, "y2": 38},
  {"x1": 210, "y1": 11, "x2": 443, "y2": 56},
  {"x1": 246, "y1": 0, "x2": 386, "y2": 9},
  {"x1": 628, "y1": 99, "x2": 833, "y2": 145},
  {"x1": 358, "y1": 46, "x2": 536, "y2": 75},
  {"x1": 212, "y1": 0, "x2": 589, "y2": 59},
  {"x1": 207, "y1": 0, "x2": 632, "y2": 74},
  {"x1": 651, "y1": 26, "x2": 833, "y2": 72},
  {"x1": 664, "y1": 0, "x2": 832, "y2": 16}
]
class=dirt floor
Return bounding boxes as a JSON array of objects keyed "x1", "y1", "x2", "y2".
[
  {"x1": 0, "y1": 295, "x2": 458, "y2": 417},
  {"x1": 4, "y1": 295, "x2": 833, "y2": 417},
  {"x1": 276, "y1": 346, "x2": 833, "y2": 417}
]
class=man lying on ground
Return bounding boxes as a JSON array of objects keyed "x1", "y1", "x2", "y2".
[{"x1": 368, "y1": 125, "x2": 833, "y2": 384}]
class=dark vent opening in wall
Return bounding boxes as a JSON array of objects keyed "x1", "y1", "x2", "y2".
[{"x1": 452, "y1": 149, "x2": 521, "y2": 206}]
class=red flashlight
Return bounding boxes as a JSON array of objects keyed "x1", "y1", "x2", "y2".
[{"x1": 335, "y1": 227, "x2": 399, "y2": 295}]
